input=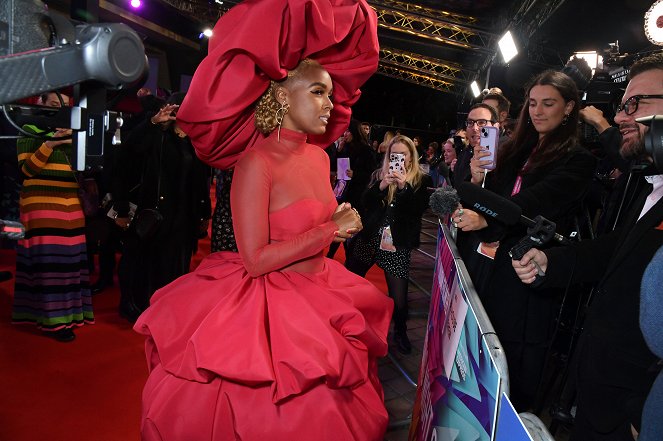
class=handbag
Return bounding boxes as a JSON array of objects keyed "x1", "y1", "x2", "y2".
[
  {"x1": 133, "y1": 208, "x2": 163, "y2": 239},
  {"x1": 133, "y1": 134, "x2": 165, "y2": 240},
  {"x1": 64, "y1": 154, "x2": 101, "y2": 217},
  {"x1": 77, "y1": 175, "x2": 101, "y2": 217}
]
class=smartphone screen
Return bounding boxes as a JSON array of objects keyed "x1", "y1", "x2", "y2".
[
  {"x1": 388, "y1": 153, "x2": 405, "y2": 174},
  {"x1": 479, "y1": 126, "x2": 499, "y2": 170}
]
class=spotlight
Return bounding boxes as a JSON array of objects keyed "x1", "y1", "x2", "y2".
[
  {"x1": 470, "y1": 81, "x2": 481, "y2": 98},
  {"x1": 645, "y1": 0, "x2": 663, "y2": 46},
  {"x1": 571, "y1": 51, "x2": 603, "y2": 75},
  {"x1": 130, "y1": 0, "x2": 141, "y2": 8},
  {"x1": 498, "y1": 31, "x2": 518, "y2": 63}
]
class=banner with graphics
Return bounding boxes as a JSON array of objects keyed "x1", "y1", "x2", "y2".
[{"x1": 409, "y1": 226, "x2": 501, "y2": 441}]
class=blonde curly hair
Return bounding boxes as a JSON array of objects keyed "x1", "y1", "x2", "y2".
[{"x1": 254, "y1": 59, "x2": 323, "y2": 134}]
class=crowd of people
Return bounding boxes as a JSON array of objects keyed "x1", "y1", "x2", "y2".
[{"x1": 1, "y1": 0, "x2": 662, "y2": 439}]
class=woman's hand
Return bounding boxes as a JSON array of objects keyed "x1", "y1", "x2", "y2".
[
  {"x1": 45, "y1": 128, "x2": 72, "y2": 149},
  {"x1": 331, "y1": 204, "x2": 362, "y2": 240},
  {"x1": 450, "y1": 158, "x2": 457, "y2": 172},
  {"x1": 391, "y1": 170, "x2": 407, "y2": 190},
  {"x1": 470, "y1": 148, "x2": 492, "y2": 185},
  {"x1": 150, "y1": 104, "x2": 179, "y2": 125},
  {"x1": 379, "y1": 172, "x2": 393, "y2": 191},
  {"x1": 512, "y1": 248, "x2": 548, "y2": 284},
  {"x1": 114, "y1": 216, "x2": 131, "y2": 230},
  {"x1": 345, "y1": 169, "x2": 354, "y2": 178},
  {"x1": 451, "y1": 206, "x2": 487, "y2": 231}
]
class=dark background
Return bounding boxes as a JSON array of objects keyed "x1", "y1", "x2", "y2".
[{"x1": 26, "y1": 0, "x2": 663, "y2": 139}]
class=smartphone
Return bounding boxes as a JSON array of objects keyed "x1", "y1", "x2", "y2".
[
  {"x1": 388, "y1": 152, "x2": 405, "y2": 175},
  {"x1": 479, "y1": 126, "x2": 499, "y2": 170}
]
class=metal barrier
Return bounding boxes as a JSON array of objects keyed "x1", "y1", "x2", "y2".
[{"x1": 408, "y1": 222, "x2": 556, "y2": 440}]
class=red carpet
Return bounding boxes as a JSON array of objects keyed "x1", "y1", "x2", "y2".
[{"x1": 0, "y1": 241, "x2": 387, "y2": 440}]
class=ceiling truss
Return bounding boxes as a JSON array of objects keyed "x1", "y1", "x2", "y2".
[
  {"x1": 376, "y1": 63, "x2": 464, "y2": 96},
  {"x1": 369, "y1": 0, "x2": 496, "y2": 52},
  {"x1": 379, "y1": 47, "x2": 475, "y2": 84}
]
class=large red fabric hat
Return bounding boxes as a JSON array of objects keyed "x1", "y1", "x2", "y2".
[{"x1": 176, "y1": 0, "x2": 379, "y2": 169}]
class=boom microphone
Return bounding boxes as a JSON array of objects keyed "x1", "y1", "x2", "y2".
[
  {"x1": 457, "y1": 182, "x2": 522, "y2": 226},
  {"x1": 457, "y1": 182, "x2": 569, "y2": 244},
  {"x1": 429, "y1": 187, "x2": 460, "y2": 217}
]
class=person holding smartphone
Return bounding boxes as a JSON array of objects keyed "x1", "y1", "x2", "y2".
[
  {"x1": 452, "y1": 70, "x2": 597, "y2": 410},
  {"x1": 345, "y1": 135, "x2": 432, "y2": 355}
]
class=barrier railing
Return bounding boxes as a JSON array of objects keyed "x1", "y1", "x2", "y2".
[{"x1": 408, "y1": 222, "x2": 555, "y2": 441}]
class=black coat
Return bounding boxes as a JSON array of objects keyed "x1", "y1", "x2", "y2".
[
  {"x1": 343, "y1": 142, "x2": 377, "y2": 209},
  {"x1": 112, "y1": 119, "x2": 211, "y2": 309},
  {"x1": 544, "y1": 173, "x2": 663, "y2": 432},
  {"x1": 458, "y1": 144, "x2": 597, "y2": 408},
  {"x1": 359, "y1": 174, "x2": 433, "y2": 249}
]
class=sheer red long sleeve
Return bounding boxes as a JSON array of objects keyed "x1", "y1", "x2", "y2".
[{"x1": 230, "y1": 131, "x2": 338, "y2": 277}]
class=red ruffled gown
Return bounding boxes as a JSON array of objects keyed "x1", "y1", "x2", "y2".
[{"x1": 134, "y1": 128, "x2": 394, "y2": 440}]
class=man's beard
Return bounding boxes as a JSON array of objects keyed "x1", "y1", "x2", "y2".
[{"x1": 619, "y1": 123, "x2": 647, "y2": 161}]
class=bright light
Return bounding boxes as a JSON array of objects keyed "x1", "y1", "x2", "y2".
[
  {"x1": 202, "y1": 28, "x2": 213, "y2": 38},
  {"x1": 470, "y1": 81, "x2": 481, "y2": 98},
  {"x1": 498, "y1": 31, "x2": 518, "y2": 63},
  {"x1": 214, "y1": 0, "x2": 224, "y2": 4},
  {"x1": 645, "y1": 0, "x2": 663, "y2": 46},
  {"x1": 571, "y1": 51, "x2": 603, "y2": 75},
  {"x1": 130, "y1": 0, "x2": 141, "y2": 8}
]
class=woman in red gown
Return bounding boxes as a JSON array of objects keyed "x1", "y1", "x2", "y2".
[{"x1": 133, "y1": 7, "x2": 393, "y2": 437}]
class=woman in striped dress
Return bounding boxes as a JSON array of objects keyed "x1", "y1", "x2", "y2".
[{"x1": 12, "y1": 92, "x2": 94, "y2": 342}]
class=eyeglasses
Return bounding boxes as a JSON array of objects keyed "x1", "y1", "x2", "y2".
[
  {"x1": 615, "y1": 94, "x2": 663, "y2": 115},
  {"x1": 465, "y1": 119, "x2": 495, "y2": 128}
]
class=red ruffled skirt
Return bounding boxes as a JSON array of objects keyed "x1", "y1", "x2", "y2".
[{"x1": 134, "y1": 252, "x2": 393, "y2": 441}]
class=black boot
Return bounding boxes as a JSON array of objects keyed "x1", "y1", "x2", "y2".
[
  {"x1": 119, "y1": 297, "x2": 142, "y2": 323},
  {"x1": 44, "y1": 328, "x2": 76, "y2": 342},
  {"x1": 393, "y1": 309, "x2": 411, "y2": 355}
]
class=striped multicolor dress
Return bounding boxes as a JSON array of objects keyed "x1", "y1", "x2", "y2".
[{"x1": 12, "y1": 125, "x2": 94, "y2": 331}]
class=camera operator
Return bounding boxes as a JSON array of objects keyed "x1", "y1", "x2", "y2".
[
  {"x1": 11, "y1": 92, "x2": 94, "y2": 342},
  {"x1": 112, "y1": 92, "x2": 211, "y2": 321},
  {"x1": 513, "y1": 53, "x2": 663, "y2": 440}
]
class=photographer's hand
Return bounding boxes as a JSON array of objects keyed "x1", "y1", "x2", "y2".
[
  {"x1": 150, "y1": 104, "x2": 179, "y2": 125},
  {"x1": 470, "y1": 148, "x2": 491, "y2": 185},
  {"x1": 579, "y1": 106, "x2": 611, "y2": 134},
  {"x1": 45, "y1": 128, "x2": 72, "y2": 149}
]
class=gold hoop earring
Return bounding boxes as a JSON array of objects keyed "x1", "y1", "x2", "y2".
[
  {"x1": 562, "y1": 113, "x2": 569, "y2": 126},
  {"x1": 275, "y1": 102, "x2": 289, "y2": 142}
]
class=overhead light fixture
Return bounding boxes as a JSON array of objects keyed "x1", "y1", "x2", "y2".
[
  {"x1": 199, "y1": 27, "x2": 213, "y2": 39},
  {"x1": 470, "y1": 81, "x2": 481, "y2": 98},
  {"x1": 571, "y1": 51, "x2": 603, "y2": 75},
  {"x1": 498, "y1": 31, "x2": 518, "y2": 63},
  {"x1": 129, "y1": 0, "x2": 141, "y2": 8},
  {"x1": 645, "y1": 0, "x2": 663, "y2": 46}
]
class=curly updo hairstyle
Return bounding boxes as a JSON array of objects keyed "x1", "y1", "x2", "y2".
[{"x1": 254, "y1": 59, "x2": 323, "y2": 134}]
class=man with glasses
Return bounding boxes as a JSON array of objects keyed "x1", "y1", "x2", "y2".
[
  {"x1": 452, "y1": 103, "x2": 498, "y2": 189},
  {"x1": 513, "y1": 53, "x2": 663, "y2": 441}
]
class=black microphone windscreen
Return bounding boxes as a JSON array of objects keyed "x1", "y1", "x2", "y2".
[
  {"x1": 457, "y1": 182, "x2": 522, "y2": 225},
  {"x1": 430, "y1": 187, "x2": 460, "y2": 217}
]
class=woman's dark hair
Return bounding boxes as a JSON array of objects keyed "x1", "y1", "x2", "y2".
[
  {"x1": 167, "y1": 92, "x2": 186, "y2": 106},
  {"x1": 347, "y1": 119, "x2": 369, "y2": 149},
  {"x1": 495, "y1": 69, "x2": 579, "y2": 178}
]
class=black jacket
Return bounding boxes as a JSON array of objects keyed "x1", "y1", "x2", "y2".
[
  {"x1": 544, "y1": 173, "x2": 663, "y2": 432},
  {"x1": 359, "y1": 174, "x2": 432, "y2": 249}
]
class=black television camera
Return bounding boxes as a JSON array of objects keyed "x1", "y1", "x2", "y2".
[{"x1": 0, "y1": 0, "x2": 148, "y2": 169}]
